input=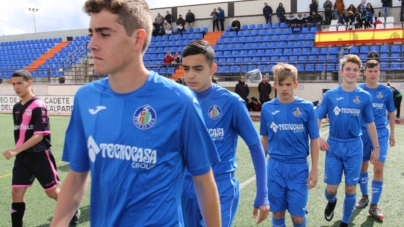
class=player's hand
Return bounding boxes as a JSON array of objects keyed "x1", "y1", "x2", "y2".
[
  {"x1": 2, "y1": 148, "x2": 20, "y2": 160},
  {"x1": 370, "y1": 147, "x2": 380, "y2": 164},
  {"x1": 253, "y1": 204, "x2": 269, "y2": 224},
  {"x1": 389, "y1": 135, "x2": 396, "y2": 147},
  {"x1": 307, "y1": 169, "x2": 318, "y2": 189},
  {"x1": 319, "y1": 137, "x2": 330, "y2": 151}
]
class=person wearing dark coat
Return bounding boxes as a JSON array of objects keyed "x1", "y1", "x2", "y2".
[
  {"x1": 258, "y1": 76, "x2": 271, "y2": 104},
  {"x1": 218, "y1": 7, "x2": 225, "y2": 31},
  {"x1": 176, "y1": 14, "x2": 186, "y2": 35},
  {"x1": 165, "y1": 11, "x2": 172, "y2": 24},
  {"x1": 235, "y1": 76, "x2": 249, "y2": 107},
  {"x1": 276, "y1": 3, "x2": 286, "y2": 24},
  {"x1": 185, "y1": 9, "x2": 195, "y2": 28},
  {"x1": 263, "y1": 2, "x2": 273, "y2": 24},
  {"x1": 309, "y1": 0, "x2": 318, "y2": 14}
]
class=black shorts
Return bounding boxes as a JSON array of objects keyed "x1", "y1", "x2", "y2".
[{"x1": 12, "y1": 150, "x2": 60, "y2": 191}]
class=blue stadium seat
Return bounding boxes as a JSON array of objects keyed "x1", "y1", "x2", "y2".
[
  {"x1": 305, "y1": 64, "x2": 314, "y2": 72},
  {"x1": 258, "y1": 30, "x2": 268, "y2": 36},
  {"x1": 264, "y1": 49, "x2": 273, "y2": 56},
  {"x1": 315, "y1": 64, "x2": 325, "y2": 72},
  {"x1": 258, "y1": 65, "x2": 266, "y2": 72},
  {"x1": 292, "y1": 48, "x2": 301, "y2": 55},
  {"x1": 360, "y1": 46, "x2": 369, "y2": 54},
  {"x1": 235, "y1": 43, "x2": 244, "y2": 50},
  {"x1": 167, "y1": 68, "x2": 175, "y2": 74},
  {"x1": 296, "y1": 64, "x2": 304, "y2": 72},
  {"x1": 283, "y1": 49, "x2": 292, "y2": 56},
  {"x1": 268, "y1": 29, "x2": 276, "y2": 35},
  {"x1": 264, "y1": 23, "x2": 271, "y2": 29},
  {"x1": 359, "y1": 54, "x2": 368, "y2": 63},
  {"x1": 239, "y1": 50, "x2": 247, "y2": 57},
  {"x1": 286, "y1": 42, "x2": 295, "y2": 49},
  {"x1": 278, "y1": 42, "x2": 286, "y2": 48},
  {"x1": 238, "y1": 31, "x2": 245, "y2": 37},
  {"x1": 320, "y1": 47, "x2": 329, "y2": 55},
  {"x1": 261, "y1": 56, "x2": 270, "y2": 62},
  {"x1": 227, "y1": 57, "x2": 235, "y2": 64},
  {"x1": 279, "y1": 56, "x2": 288, "y2": 63},
  {"x1": 273, "y1": 49, "x2": 283, "y2": 56},
  {"x1": 248, "y1": 24, "x2": 256, "y2": 30},
  {"x1": 230, "y1": 66, "x2": 239, "y2": 73},
  {"x1": 304, "y1": 41, "x2": 313, "y2": 47},
  {"x1": 380, "y1": 63, "x2": 388, "y2": 70},
  {"x1": 235, "y1": 57, "x2": 243, "y2": 63},
  {"x1": 327, "y1": 55, "x2": 337, "y2": 63},
  {"x1": 247, "y1": 50, "x2": 256, "y2": 57},
  {"x1": 202, "y1": 27, "x2": 208, "y2": 33},
  {"x1": 279, "y1": 23, "x2": 287, "y2": 29},
  {"x1": 194, "y1": 28, "x2": 201, "y2": 33},
  {"x1": 349, "y1": 46, "x2": 359, "y2": 54},
  {"x1": 269, "y1": 42, "x2": 277, "y2": 49},
  {"x1": 311, "y1": 47, "x2": 319, "y2": 55},
  {"x1": 317, "y1": 55, "x2": 327, "y2": 63},
  {"x1": 232, "y1": 50, "x2": 239, "y2": 57},
  {"x1": 272, "y1": 23, "x2": 279, "y2": 29},
  {"x1": 391, "y1": 45, "x2": 400, "y2": 53},
  {"x1": 252, "y1": 43, "x2": 261, "y2": 49},
  {"x1": 390, "y1": 63, "x2": 401, "y2": 71},
  {"x1": 301, "y1": 27, "x2": 309, "y2": 34},
  {"x1": 223, "y1": 51, "x2": 231, "y2": 57},
  {"x1": 329, "y1": 47, "x2": 339, "y2": 55},
  {"x1": 298, "y1": 56, "x2": 307, "y2": 64},
  {"x1": 369, "y1": 46, "x2": 379, "y2": 53},
  {"x1": 270, "y1": 56, "x2": 279, "y2": 64},
  {"x1": 241, "y1": 25, "x2": 248, "y2": 30},
  {"x1": 257, "y1": 24, "x2": 264, "y2": 30},
  {"x1": 222, "y1": 66, "x2": 230, "y2": 73},
  {"x1": 289, "y1": 34, "x2": 298, "y2": 41},
  {"x1": 256, "y1": 49, "x2": 265, "y2": 57},
  {"x1": 391, "y1": 53, "x2": 401, "y2": 62},
  {"x1": 327, "y1": 64, "x2": 335, "y2": 72}
]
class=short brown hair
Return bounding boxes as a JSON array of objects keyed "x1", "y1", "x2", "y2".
[
  {"x1": 12, "y1": 69, "x2": 32, "y2": 81},
  {"x1": 84, "y1": 0, "x2": 152, "y2": 53},
  {"x1": 365, "y1": 59, "x2": 379, "y2": 69},
  {"x1": 272, "y1": 63, "x2": 298, "y2": 83},
  {"x1": 341, "y1": 54, "x2": 362, "y2": 70}
]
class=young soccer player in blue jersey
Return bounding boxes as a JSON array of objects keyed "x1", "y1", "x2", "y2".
[
  {"x1": 317, "y1": 55, "x2": 380, "y2": 227},
  {"x1": 181, "y1": 40, "x2": 269, "y2": 226},
  {"x1": 50, "y1": 1, "x2": 221, "y2": 226},
  {"x1": 2, "y1": 70, "x2": 79, "y2": 227},
  {"x1": 260, "y1": 63, "x2": 320, "y2": 227},
  {"x1": 355, "y1": 60, "x2": 396, "y2": 220}
]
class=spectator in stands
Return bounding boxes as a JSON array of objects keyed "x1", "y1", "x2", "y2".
[
  {"x1": 387, "y1": 81, "x2": 402, "y2": 120},
  {"x1": 218, "y1": 7, "x2": 225, "y2": 31},
  {"x1": 152, "y1": 22, "x2": 159, "y2": 37},
  {"x1": 365, "y1": 11, "x2": 374, "y2": 29},
  {"x1": 355, "y1": 6, "x2": 365, "y2": 29},
  {"x1": 235, "y1": 76, "x2": 249, "y2": 107},
  {"x1": 302, "y1": 12, "x2": 311, "y2": 27},
  {"x1": 164, "y1": 20, "x2": 172, "y2": 35},
  {"x1": 366, "y1": 3, "x2": 375, "y2": 18},
  {"x1": 294, "y1": 13, "x2": 305, "y2": 31},
  {"x1": 165, "y1": 11, "x2": 172, "y2": 24},
  {"x1": 309, "y1": 0, "x2": 318, "y2": 14},
  {"x1": 158, "y1": 25, "x2": 165, "y2": 36},
  {"x1": 230, "y1": 18, "x2": 241, "y2": 34},
  {"x1": 381, "y1": 0, "x2": 391, "y2": 19},
  {"x1": 309, "y1": 11, "x2": 322, "y2": 30},
  {"x1": 258, "y1": 76, "x2": 271, "y2": 104},
  {"x1": 263, "y1": 3, "x2": 273, "y2": 24},
  {"x1": 276, "y1": 3, "x2": 286, "y2": 24},
  {"x1": 175, "y1": 77, "x2": 187, "y2": 86},
  {"x1": 334, "y1": 0, "x2": 345, "y2": 20},
  {"x1": 338, "y1": 11, "x2": 348, "y2": 28},
  {"x1": 176, "y1": 14, "x2": 186, "y2": 35},
  {"x1": 367, "y1": 51, "x2": 380, "y2": 62},
  {"x1": 211, "y1": 8, "x2": 219, "y2": 31},
  {"x1": 323, "y1": 0, "x2": 333, "y2": 25},
  {"x1": 286, "y1": 13, "x2": 296, "y2": 29},
  {"x1": 164, "y1": 51, "x2": 174, "y2": 65},
  {"x1": 212, "y1": 76, "x2": 218, "y2": 84},
  {"x1": 172, "y1": 52, "x2": 181, "y2": 65},
  {"x1": 186, "y1": 9, "x2": 195, "y2": 28},
  {"x1": 346, "y1": 11, "x2": 356, "y2": 30},
  {"x1": 347, "y1": 4, "x2": 356, "y2": 14},
  {"x1": 155, "y1": 13, "x2": 165, "y2": 25},
  {"x1": 248, "y1": 97, "x2": 262, "y2": 112}
]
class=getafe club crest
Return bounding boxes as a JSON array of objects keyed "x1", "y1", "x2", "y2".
[
  {"x1": 292, "y1": 107, "x2": 303, "y2": 118},
  {"x1": 353, "y1": 96, "x2": 361, "y2": 104},
  {"x1": 377, "y1": 92, "x2": 383, "y2": 99},
  {"x1": 208, "y1": 105, "x2": 222, "y2": 120},
  {"x1": 133, "y1": 105, "x2": 157, "y2": 130}
]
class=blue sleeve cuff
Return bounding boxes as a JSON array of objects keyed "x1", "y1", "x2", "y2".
[{"x1": 249, "y1": 143, "x2": 269, "y2": 208}]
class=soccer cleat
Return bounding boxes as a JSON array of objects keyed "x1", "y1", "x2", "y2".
[
  {"x1": 340, "y1": 222, "x2": 348, "y2": 227},
  {"x1": 68, "y1": 209, "x2": 81, "y2": 227},
  {"x1": 324, "y1": 198, "x2": 337, "y2": 222},
  {"x1": 369, "y1": 206, "x2": 384, "y2": 220},
  {"x1": 355, "y1": 197, "x2": 369, "y2": 209}
]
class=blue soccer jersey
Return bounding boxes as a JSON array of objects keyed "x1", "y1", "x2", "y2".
[
  {"x1": 260, "y1": 97, "x2": 319, "y2": 162},
  {"x1": 62, "y1": 72, "x2": 219, "y2": 227},
  {"x1": 359, "y1": 83, "x2": 395, "y2": 129},
  {"x1": 316, "y1": 85, "x2": 374, "y2": 139},
  {"x1": 185, "y1": 84, "x2": 261, "y2": 176}
]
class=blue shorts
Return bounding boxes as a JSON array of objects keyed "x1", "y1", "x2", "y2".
[
  {"x1": 362, "y1": 128, "x2": 389, "y2": 163},
  {"x1": 324, "y1": 137, "x2": 363, "y2": 186},
  {"x1": 182, "y1": 173, "x2": 240, "y2": 227},
  {"x1": 267, "y1": 158, "x2": 309, "y2": 217}
]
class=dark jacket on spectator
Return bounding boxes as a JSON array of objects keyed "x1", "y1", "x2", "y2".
[
  {"x1": 323, "y1": 1, "x2": 333, "y2": 12},
  {"x1": 185, "y1": 13, "x2": 195, "y2": 23},
  {"x1": 381, "y1": 0, "x2": 391, "y2": 7},
  {"x1": 248, "y1": 102, "x2": 262, "y2": 111},
  {"x1": 347, "y1": 15, "x2": 356, "y2": 23},
  {"x1": 276, "y1": 7, "x2": 285, "y2": 18},
  {"x1": 263, "y1": 6, "x2": 273, "y2": 16},
  {"x1": 310, "y1": 14, "x2": 322, "y2": 23},
  {"x1": 211, "y1": 11, "x2": 218, "y2": 21},
  {"x1": 366, "y1": 6, "x2": 375, "y2": 15},
  {"x1": 347, "y1": 6, "x2": 356, "y2": 14},
  {"x1": 218, "y1": 9, "x2": 225, "y2": 21},
  {"x1": 309, "y1": 2, "x2": 318, "y2": 14},
  {"x1": 258, "y1": 81, "x2": 271, "y2": 102},
  {"x1": 235, "y1": 81, "x2": 249, "y2": 102},
  {"x1": 165, "y1": 14, "x2": 172, "y2": 24},
  {"x1": 339, "y1": 15, "x2": 348, "y2": 24},
  {"x1": 176, "y1": 18, "x2": 186, "y2": 27},
  {"x1": 231, "y1": 20, "x2": 241, "y2": 29},
  {"x1": 286, "y1": 15, "x2": 296, "y2": 25}
]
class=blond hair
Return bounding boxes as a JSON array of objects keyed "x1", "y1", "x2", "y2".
[
  {"x1": 272, "y1": 63, "x2": 298, "y2": 83},
  {"x1": 341, "y1": 54, "x2": 362, "y2": 70},
  {"x1": 84, "y1": 0, "x2": 152, "y2": 53}
]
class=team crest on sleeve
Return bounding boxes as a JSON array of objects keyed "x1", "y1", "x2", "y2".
[
  {"x1": 208, "y1": 105, "x2": 222, "y2": 120},
  {"x1": 377, "y1": 92, "x2": 383, "y2": 99},
  {"x1": 133, "y1": 105, "x2": 157, "y2": 130},
  {"x1": 353, "y1": 96, "x2": 361, "y2": 104},
  {"x1": 26, "y1": 109, "x2": 32, "y2": 116},
  {"x1": 292, "y1": 107, "x2": 303, "y2": 118}
]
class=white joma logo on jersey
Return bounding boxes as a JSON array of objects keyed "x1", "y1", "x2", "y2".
[
  {"x1": 87, "y1": 135, "x2": 157, "y2": 170},
  {"x1": 89, "y1": 106, "x2": 106, "y2": 114},
  {"x1": 272, "y1": 110, "x2": 280, "y2": 115}
]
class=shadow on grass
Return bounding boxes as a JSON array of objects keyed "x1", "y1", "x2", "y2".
[
  {"x1": 57, "y1": 164, "x2": 70, "y2": 173},
  {"x1": 36, "y1": 205, "x2": 90, "y2": 227}
]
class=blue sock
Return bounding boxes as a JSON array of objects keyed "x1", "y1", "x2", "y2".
[
  {"x1": 371, "y1": 180, "x2": 383, "y2": 205},
  {"x1": 293, "y1": 216, "x2": 306, "y2": 227},
  {"x1": 342, "y1": 192, "x2": 356, "y2": 224},
  {"x1": 272, "y1": 217, "x2": 285, "y2": 227},
  {"x1": 359, "y1": 172, "x2": 369, "y2": 196},
  {"x1": 325, "y1": 188, "x2": 336, "y2": 203}
]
